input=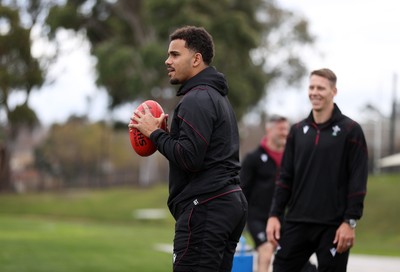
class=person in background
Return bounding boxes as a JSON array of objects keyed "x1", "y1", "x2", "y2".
[
  {"x1": 129, "y1": 26, "x2": 247, "y2": 272},
  {"x1": 241, "y1": 116, "x2": 317, "y2": 272},
  {"x1": 267, "y1": 68, "x2": 368, "y2": 272},
  {"x1": 240, "y1": 115, "x2": 290, "y2": 272}
]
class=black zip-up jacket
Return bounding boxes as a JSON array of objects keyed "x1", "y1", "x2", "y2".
[
  {"x1": 269, "y1": 104, "x2": 368, "y2": 225},
  {"x1": 150, "y1": 67, "x2": 241, "y2": 219},
  {"x1": 241, "y1": 145, "x2": 279, "y2": 222}
]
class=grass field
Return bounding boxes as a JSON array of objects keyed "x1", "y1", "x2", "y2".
[{"x1": 0, "y1": 174, "x2": 399, "y2": 271}]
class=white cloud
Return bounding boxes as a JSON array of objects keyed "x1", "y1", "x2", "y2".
[{"x1": 28, "y1": 31, "x2": 109, "y2": 126}]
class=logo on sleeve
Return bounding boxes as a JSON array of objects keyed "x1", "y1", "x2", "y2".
[
  {"x1": 260, "y1": 154, "x2": 268, "y2": 162},
  {"x1": 332, "y1": 125, "x2": 341, "y2": 136},
  {"x1": 257, "y1": 231, "x2": 266, "y2": 242}
]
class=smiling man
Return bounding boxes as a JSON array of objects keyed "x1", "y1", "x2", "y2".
[
  {"x1": 129, "y1": 26, "x2": 247, "y2": 272},
  {"x1": 266, "y1": 68, "x2": 368, "y2": 272}
]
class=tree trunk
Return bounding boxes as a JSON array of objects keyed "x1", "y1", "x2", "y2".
[{"x1": 0, "y1": 143, "x2": 11, "y2": 191}]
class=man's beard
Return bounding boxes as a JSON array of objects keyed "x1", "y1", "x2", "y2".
[{"x1": 170, "y1": 78, "x2": 180, "y2": 85}]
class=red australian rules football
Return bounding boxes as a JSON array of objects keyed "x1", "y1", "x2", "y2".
[{"x1": 129, "y1": 100, "x2": 166, "y2": 157}]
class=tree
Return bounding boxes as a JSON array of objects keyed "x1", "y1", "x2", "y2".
[
  {"x1": 0, "y1": 1, "x2": 47, "y2": 190},
  {"x1": 35, "y1": 117, "x2": 107, "y2": 186},
  {"x1": 35, "y1": 116, "x2": 150, "y2": 188},
  {"x1": 45, "y1": 0, "x2": 314, "y2": 119}
]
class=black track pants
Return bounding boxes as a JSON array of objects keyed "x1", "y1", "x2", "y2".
[
  {"x1": 273, "y1": 222, "x2": 349, "y2": 272},
  {"x1": 173, "y1": 190, "x2": 248, "y2": 272}
]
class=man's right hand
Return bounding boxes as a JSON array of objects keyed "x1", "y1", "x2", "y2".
[{"x1": 266, "y1": 216, "x2": 281, "y2": 248}]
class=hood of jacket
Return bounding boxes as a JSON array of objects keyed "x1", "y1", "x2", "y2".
[{"x1": 176, "y1": 66, "x2": 228, "y2": 96}]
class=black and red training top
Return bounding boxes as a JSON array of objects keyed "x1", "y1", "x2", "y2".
[{"x1": 270, "y1": 104, "x2": 368, "y2": 225}]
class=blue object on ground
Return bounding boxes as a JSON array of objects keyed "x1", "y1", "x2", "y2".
[{"x1": 232, "y1": 236, "x2": 253, "y2": 272}]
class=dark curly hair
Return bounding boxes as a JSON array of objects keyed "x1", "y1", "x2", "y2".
[{"x1": 169, "y1": 26, "x2": 214, "y2": 65}]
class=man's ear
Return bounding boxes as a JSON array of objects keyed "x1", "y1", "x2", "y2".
[{"x1": 192, "y1": 52, "x2": 203, "y2": 67}]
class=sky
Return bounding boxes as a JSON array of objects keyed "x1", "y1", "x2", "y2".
[
  {"x1": 10, "y1": 0, "x2": 400, "y2": 126},
  {"x1": 265, "y1": 0, "x2": 400, "y2": 122}
]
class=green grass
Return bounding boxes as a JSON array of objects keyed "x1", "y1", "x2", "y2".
[
  {"x1": 353, "y1": 174, "x2": 400, "y2": 256},
  {"x1": 0, "y1": 215, "x2": 173, "y2": 272},
  {"x1": 0, "y1": 186, "x2": 171, "y2": 223},
  {"x1": 0, "y1": 185, "x2": 175, "y2": 272},
  {"x1": 0, "y1": 174, "x2": 399, "y2": 271}
]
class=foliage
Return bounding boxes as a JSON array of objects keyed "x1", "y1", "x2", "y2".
[
  {"x1": 8, "y1": 104, "x2": 39, "y2": 136},
  {"x1": 35, "y1": 117, "x2": 148, "y2": 187},
  {"x1": 0, "y1": 1, "x2": 48, "y2": 189},
  {"x1": 45, "y1": 0, "x2": 315, "y2": 119},
  {"x1": 0, "y1": 2, "x2": 45, "y2": 123},
  {"x1": 35, "y1": 117, "x2": 113, "y2": 185}
]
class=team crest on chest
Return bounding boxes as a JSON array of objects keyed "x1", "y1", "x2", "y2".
[
  {"x1": 303, "y1": 125, "x2": 310, "y2": 134},
  {"x1": 332, "y1": 125, "x2": 341, "y2": 136}
]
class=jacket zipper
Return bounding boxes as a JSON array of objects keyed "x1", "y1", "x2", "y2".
[
  {"x1": 311, "y1": 123, "x2": 320, "y2": 145},
  {"x1": 315, "y1": 129, "x2": 320, "y2": 145}
]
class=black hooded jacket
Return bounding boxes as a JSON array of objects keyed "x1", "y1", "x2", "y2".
[
  {"x1": 269, "y1": 104, "x2": 368, "y2": 225},
  {"x1": 150, "y1": 66, "x2": 241, "y2": 219},
  {"x1": 240, "y1": 145, "x2": 279, "y2": 222}
]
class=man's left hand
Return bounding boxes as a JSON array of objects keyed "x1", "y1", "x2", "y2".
[{"x1": 333, "y1": 222, "x2": 355, "y2": 253}]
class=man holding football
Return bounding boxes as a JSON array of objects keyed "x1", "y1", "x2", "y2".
[{"x1": 129, "y1": 26, "x2": 247, "y2": 272}]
